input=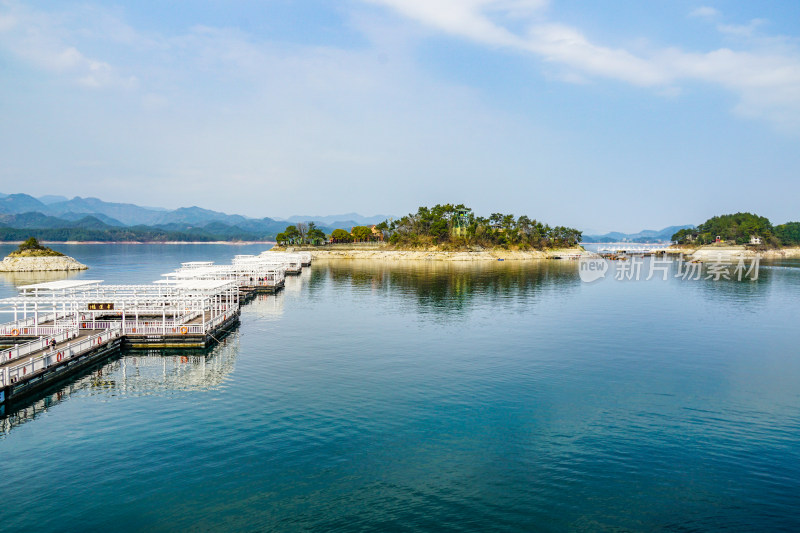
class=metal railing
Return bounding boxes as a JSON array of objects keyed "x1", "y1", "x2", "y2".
[
  {"x1": 123, "y1": 324, "x2": 204, "y2": 335},
  {"x1": 208, "y1": 312, "x2": 233, "y2": 329},
  {"x1": 241, "y1": 279, "x2": 283, "y2": 287},
  {"x1": 122, "y1": 311, "x2": 233, "y2": 335},
  {"x1": 77, "y1": 313, "x2": 200, "y2": 331},
  {"x1": 78, "y1": 320, "x2": 114, "y2": 330},
  {"x1": 2, "y1": 328, "x2": 79, "y2": 366},
  {"x1": 0, "y1": 310, "x2": 237, "y2": 388},
  {"x1": 0, "y1": 312, "x2": 75, "y2": 336},
  {"x1": 2, "y1": 326, "x2": 123, "y2": 388},
  {"x1": 0, "y1": 325, "x2": 75, "y2": 337}
]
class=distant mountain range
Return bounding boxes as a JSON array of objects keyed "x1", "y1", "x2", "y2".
[
  {"x1": 582, "y1": 225, "x2": 694, "y2": 243},
  {"x1": 0, "y1": 192, "x2": 693, "y2": 244},
  {"x1": 0, "y1": 193, "x2": 393, "y2": 242}
]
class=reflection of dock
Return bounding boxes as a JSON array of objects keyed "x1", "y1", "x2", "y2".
[
  {"x1": 246, "y1": 293, "x2": 286, "y2": 320},
  {"x1": 282, "y1": 267, "x2": 311, "y2": 294},
  {"x1": 0, "y1": 325, "x2": 122, "y2": 407},
  {"x1": 0, "y1": 251, "x2": 310, "y2": 406},
  {"x1": 0, "y1": 337, "x2": 239, "y2": 434},
  {"x1": 114, "y1": 342, "x2": 238, "y2": 393}
]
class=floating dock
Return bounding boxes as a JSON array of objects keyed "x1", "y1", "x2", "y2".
[
  {"x1": 0, "y1": 251, "x2": 310, "y2": 405},
  {"x1": 596, "y1": 245, "x2": 670, "y2": 256}
]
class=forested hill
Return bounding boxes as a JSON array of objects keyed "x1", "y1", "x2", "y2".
[
  {"x1": 672, "y1": 212, "x2": 800, "y2": 246},
  {"x1": 379, "y1": 204, "x2": 582, "y2": 249}
]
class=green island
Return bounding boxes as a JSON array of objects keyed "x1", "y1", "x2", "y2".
[
  {"x1": 672, "y1": 212, "x2": 800, "y2": 248},
  {"x1": 7, "y1": 237, "x2": 64, "y2": 257},
  {"x1": 276, "y1": 204, "x2": 582, "y2": 251}
]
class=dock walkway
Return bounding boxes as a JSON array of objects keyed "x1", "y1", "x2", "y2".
[
  {"x1": 2, "y1": 329, "x2": 103, "y2": 370},
  {"x1": 0, "y1": 251, "x2": 309, "y2": 406}
]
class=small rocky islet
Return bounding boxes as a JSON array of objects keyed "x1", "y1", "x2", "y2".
[{"x1": 0, "y1": 237, "x2": 87, "y2": 272}]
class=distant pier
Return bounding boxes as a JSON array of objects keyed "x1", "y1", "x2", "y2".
[
  {"x1": 596, "y1": 244, "x2": 671, "y2": 256},
  {"x1": 0, "y1": 251, "x2": 311, "y2": 405}
]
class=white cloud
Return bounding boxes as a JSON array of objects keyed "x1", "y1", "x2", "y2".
[
  {"x1": 524, "y1": 23, "x2": 668, "y2": 86},
  {"x1": 689, "y1": 6, "x2": 719, "y2": 19},
  {"x1": 366, "y1": 0, "x2": 800, "y2": 128},
  {"x1": 717, "y1": 19, "x2": 766, "y2": 38},
  {"x1": 362, "y1": 0, "x2": 525, "y2": 46},
  {"x1": 0, "y1": 1, "x2": 134, "y2": 88}
]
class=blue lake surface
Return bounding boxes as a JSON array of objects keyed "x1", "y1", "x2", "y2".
[{"x1": 0, "y1": 244, "x2": 799, "y2": 531}]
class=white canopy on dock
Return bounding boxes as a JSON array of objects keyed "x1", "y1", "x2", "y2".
[
  {"x1": 162, "y1": 261, "x2": 287, "y2": 286},
  {"x1": 0, "y1": 279, "x2": 239, "y2": 337},
  {"x1": 18, "y1": 280, "x2": 104, "y2": 295},
  {"x1": 169, "y1": 280, "x2": 238, "y2": 292},
  {"x1": 180, "y1": 261, "x2": 215, "y2": 269}
]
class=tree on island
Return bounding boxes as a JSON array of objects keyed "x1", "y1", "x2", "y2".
[
  {"x1": 351, "y1": 226, "x2": 376, "y2": 242},
  {"x1": 21, "y1": 237, "x2": 44, "y2": 251},
  {"x1": 275, "y1": 206, "x2": 584, "y2": 249},
  {"x1": 306, "y1": 222, "x2": 327, "y2": 245},
  {"x1": 9, "y1": 237, "x2": 64, "y2": 257},
  {"x1": 382, "y1": 204, "x2": 581, "y2": 250},
  {"x1": 278, "y1": 225, "x2": 301, "y2": 245},
  {"x1": 775, "y1": 222, "x2": 800, "y2": 245},
  {"x1": 672, "y1": 213, "x2": 783, "y2": 246},
  {"x1": 295, "y1": 222, "x2": 308, "y2": 243},
  {"x1": 277, "y1": 223, "x2": 328, "y2": 246},
  {"x1": 374, "y1": 221, "x2": 390, "y2": 241},
  {"x1": 330, "y1": 229, "x2": 353, "y2": 243}
]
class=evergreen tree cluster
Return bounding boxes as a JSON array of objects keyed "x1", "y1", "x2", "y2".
[
  {"x1": 8, "y1": 237, "x2": 64, "y2": 256},
  {"x1": 384, "y1": 204, "x2": 582, "y2": 249},
  {"x1": 672, "y1": 212, "x2": 800, "y2": 246}
]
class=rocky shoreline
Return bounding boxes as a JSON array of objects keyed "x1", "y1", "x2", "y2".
[
  {"x1": 0, "y1": 255, "x2": 88, "y2": 272},
  {"x1": 669, "y1": 245, "x2": 800, "y2": 261}
]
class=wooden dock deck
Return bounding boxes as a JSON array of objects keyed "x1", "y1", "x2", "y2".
[{"x1": 1, "y1": 328, "x2": 104, "y2": 371}]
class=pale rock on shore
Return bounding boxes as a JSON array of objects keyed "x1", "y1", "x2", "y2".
[
  {"x1": 760, "y1": 247, "x2": 800, "y2": 259},
  {"x1": 671, "y1": 245, "x2": 800, "y2": 261},
  {"x1": 0, "y1": 255, "x2": 88, "y2": 272}
]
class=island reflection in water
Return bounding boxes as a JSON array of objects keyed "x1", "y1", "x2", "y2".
[
  {"x1": 0, "y1": 269, "x2": 80, "y2": 287},
  {"x1": 309, "y1": 259, "x2": 582, "y2": 314}
]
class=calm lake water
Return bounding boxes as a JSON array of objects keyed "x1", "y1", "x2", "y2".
[{"x1": 1, "y1": 244, "x2": 799, "y2": 532}]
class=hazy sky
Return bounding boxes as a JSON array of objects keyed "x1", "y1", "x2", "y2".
[{"x1": 1, "y1": 1, "x2": 799, "y2": 232}]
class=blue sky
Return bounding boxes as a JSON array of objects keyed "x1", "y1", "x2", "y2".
[{"x1": 1, "y1": 0, "x2": 798, "y2": 232}]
